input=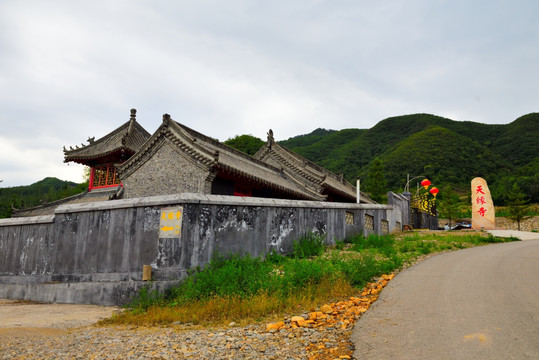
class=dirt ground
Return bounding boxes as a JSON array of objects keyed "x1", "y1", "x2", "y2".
[{"x1": 0, "y1": 298, "x2": 118, "y2": 338}]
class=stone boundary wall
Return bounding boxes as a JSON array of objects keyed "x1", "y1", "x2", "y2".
[
  {"x1": 438, "y1": 215, "x2": 539, "y2": 232},
  {"x1": 0, "y1": 193, "x2": 404, "y2": 306}
]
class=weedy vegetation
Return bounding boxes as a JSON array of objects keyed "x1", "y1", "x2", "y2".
[{"x1": 102, "y1": 231, "x2": 517, "y2": 327}]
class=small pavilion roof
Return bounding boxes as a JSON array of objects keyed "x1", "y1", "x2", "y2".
[{"x1": 63, "y1": 109, "x2": 151, "y2": 165}]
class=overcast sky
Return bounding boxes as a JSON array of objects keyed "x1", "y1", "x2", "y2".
[{"x1": 1, "y1": 0, "x2": 537, "y2": 187}]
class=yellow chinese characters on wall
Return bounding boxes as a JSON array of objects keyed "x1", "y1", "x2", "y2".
[{"x1": 159, "y1": 206, "x2": 183, "y2": 238}]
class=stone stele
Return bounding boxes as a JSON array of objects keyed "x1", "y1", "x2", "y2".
[{"x1": 471, "y1": 177, "x2": 495, "y2": 230}]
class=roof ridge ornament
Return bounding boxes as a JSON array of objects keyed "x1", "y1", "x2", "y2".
[
  {"x1": 267, "y1": 129, "x2": 274, "y2": 149},
  {"x1": 124, "y1": 108, "x2": 137, "y2": 144},
  {"x1": 162, "y1": 113, "x2": 171, "y2": 124}
]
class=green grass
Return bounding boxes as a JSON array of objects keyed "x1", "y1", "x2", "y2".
[{"x1": 104, "y1": 231, "x2": 519, "y2": 327}]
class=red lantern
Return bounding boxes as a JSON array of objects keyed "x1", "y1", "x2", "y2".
[
  {"x1": 421, "y1": 179, "x2": 431, "y2": 190},
  {"x1": 430, "y1": 187, "x2": 439, "y2": 197}
]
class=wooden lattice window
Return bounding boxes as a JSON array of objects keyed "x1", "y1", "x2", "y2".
[
  {"x1": 345, "y1": 211, "x2": 354, "y2": 225},
  {"x1": 90, "y1": 165, "x2": 120, "y2": 189},
  {"x1": 365, "y1": 214, "x2": 374, "y2": 231},
  {"x1": 382, "y1": 220, "x2": 389, "y2": 234}
]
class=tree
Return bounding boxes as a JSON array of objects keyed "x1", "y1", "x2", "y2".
[
  {"x1": 506, "y1": 183, "x2": 533, "y2": 231},
  {"x1": 82, "y1": 166, "x2": 91, "y2": 183},
  {"x1": 364, "y1": 158, "x2": 388, "y2": 203},
  {"x1": 437, "y1": 186, "x2": 461, "y2": 228},
  {"x1": 223, "y1": 135, "x2": 264, "y2": 156}
]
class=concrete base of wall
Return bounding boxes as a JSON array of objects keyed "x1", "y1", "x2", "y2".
[{"x1": 0, "y1": 279, "x2": 178, "y2": 306}]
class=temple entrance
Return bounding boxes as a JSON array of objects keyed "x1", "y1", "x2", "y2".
[{"x1": 410, "y1": 192, "x2": 438, "y2": 230}]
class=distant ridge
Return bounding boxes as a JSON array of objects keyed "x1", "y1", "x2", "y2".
[
  {"x1": 278, "y1": 113, "x2": 538, "y2": 204},
  {"x1": 0, "y1": 177, "x2": 87, "y2": 218}
]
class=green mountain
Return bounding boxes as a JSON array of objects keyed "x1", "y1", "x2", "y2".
[
  {"x1": 276, "y1": 128, "x2": 337, "y2": 149},
  {"x1": 380, "y1": 126, "x2": 511, "y2": 188},
  {"x1": 489, "y1": 113, "x2": 539, "y2": 166},
  {"x1": 0, "y1": 177, "x2": 87, "y2": 218},
  {"x1": 278, "y1": 113, "x2": 538, "y2": 204}
]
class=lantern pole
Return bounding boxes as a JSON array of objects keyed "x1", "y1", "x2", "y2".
[
  {"x1": 404, "y1": 174, "x2": 425, "y2": 193},
  {"x1": 356, "y1": 178, "x2": 360, "y2": 204}
]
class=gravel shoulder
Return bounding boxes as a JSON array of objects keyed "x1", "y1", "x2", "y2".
[
  {"x1": 0, "y1": 299, "x2": 119, "y2": 338},
  {"x1": 0, "y1": 297, "x2": 353, "y2": 359}
]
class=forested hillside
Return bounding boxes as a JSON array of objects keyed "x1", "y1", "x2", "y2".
[
  {"x1": 0, "y1": 177, "x2": 87, "y2": 218},
  {"x1": 279, "y1": 113, "x2": 538, "y2": 204},
  {"x1": 228, "y1": 113, "x2": 538, "y2": 205}
]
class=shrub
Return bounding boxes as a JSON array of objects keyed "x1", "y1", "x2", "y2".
[
  {"x1": 347, "y1": 234, "x2": 395, "y2": 251},
  {"x1": 292, "y1": 232, "x2": 325, "y2": 259},
  {"x1": 335, "y1": 256, "x2": 381, "y2": 287},
  {"x1": 170, "y1": 253, "x2": 275, "y2": 302},
  {"x1": 281, "y1": 258, "x2": 332, "y2": 289},
  {"x1": 266, "y1": 250, "x2": 286, "y2": 264}
]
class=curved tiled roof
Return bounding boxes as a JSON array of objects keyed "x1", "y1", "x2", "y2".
[
  {"x1": 118, "y1": 115, "x2": 325, "y2": 201},
  {"x1": 63, "y1": 109, "x2": 151, "y2": 165},
  {"x1": 254, "y1": 131, "x2": 375, "y2": 204}
]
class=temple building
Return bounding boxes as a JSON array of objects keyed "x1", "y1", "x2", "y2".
[
  {"x1": 117, "y1": 112, "x2": 373, "y2": 203},
  {"x1": 117, "y1": 114, "x2": 326, "y2": 200},
  {"x1": 13, "y1": 109, "x2": 374, "y2": 217}
]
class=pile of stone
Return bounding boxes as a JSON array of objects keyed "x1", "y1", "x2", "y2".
[{"x1": 266, "y1": 274, "x2": 395, "y2": 359}]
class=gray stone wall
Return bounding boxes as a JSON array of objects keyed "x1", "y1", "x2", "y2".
[
  {"x1": 0, "y1": 194, "x2": 395, "y2": 306},
  {"x1": 121, "y1": 140, "x2": 210, "y2": 199},
  {"x1": 387, "y1": 192, "x2": 410, "y2": 231}
]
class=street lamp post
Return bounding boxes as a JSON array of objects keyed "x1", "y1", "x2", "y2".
[{"x1": 404, "y1": 174, "x2": 425, "y2": 193}]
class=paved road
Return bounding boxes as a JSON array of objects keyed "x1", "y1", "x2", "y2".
[{"x1": 351, "y1": 237, "x2": 539, "y2": 359}]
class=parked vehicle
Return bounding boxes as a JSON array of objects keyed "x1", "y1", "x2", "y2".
[{"x1": 445, "y1": 221, "x2": 471, "y2": 230}]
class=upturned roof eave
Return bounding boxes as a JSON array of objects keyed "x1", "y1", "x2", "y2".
[
  {"x1": 63, "y1": 109, "x2": 150, "y2": 165},
  {"x1": 63, "y1": 147, "x2": 137, "y2": 164}
]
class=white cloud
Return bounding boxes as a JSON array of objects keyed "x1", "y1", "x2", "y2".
[
  {"x1": 0, "y1": 135, "x2": 84, "y2": 187},
  {"x1": 0, "y1": 0, "x2": 538, "y2": 187}
]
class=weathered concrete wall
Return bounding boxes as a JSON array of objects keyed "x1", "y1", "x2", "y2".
[{"x1": 0, "y1": 194, "x2": 395, "y2": 306}]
